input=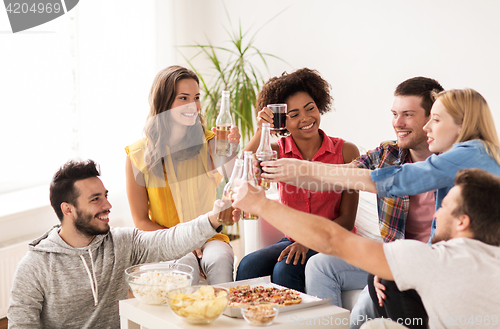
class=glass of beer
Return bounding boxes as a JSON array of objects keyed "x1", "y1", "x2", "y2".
[
  {"x1": 267, "y1": 104, "x2": 287, "y2": 131},
  {"x1": 242, "y1": 151, "x2": 260, "y2": 220},
  {"x1": 217, "y1": 190, "x2": 237, "y2": 225},
  {"x1": 217, "y1": 159, "x2": 243, "y2": 225}
]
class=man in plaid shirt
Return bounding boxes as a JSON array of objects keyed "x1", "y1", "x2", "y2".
[
  {"x1": 353, "y1": 142, "x2": 414, "y2": 242},
  {"x1": 305, "y1": 77, "x2": 444, "y2": 329}
]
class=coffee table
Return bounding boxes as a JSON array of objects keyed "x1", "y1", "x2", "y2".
[{"x1": 119, "y1": 298, "x2": 349, "y2": 328}]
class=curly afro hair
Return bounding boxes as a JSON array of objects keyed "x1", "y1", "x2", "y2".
[{"x1": 256, "y1": 68, "x2": 333, "y2": 135}]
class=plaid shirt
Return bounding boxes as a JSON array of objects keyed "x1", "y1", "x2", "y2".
[{"x1": 352, "y1": 141, "x2": 411, "y2": 242}]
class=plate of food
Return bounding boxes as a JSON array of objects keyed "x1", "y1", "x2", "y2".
[{"x1": 218, "y1": 276, "x2": 332, "y2": 318}]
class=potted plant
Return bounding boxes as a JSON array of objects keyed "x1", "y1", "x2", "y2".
[
  {"x1": 180, "y1": 13, "x2": 286, "y2": 144},
  {"x1": 179, "y1": 12, "x2": 287, "y2": 241}
]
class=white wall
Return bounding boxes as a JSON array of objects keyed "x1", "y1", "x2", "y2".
[
  {"x1": 0, "y1": 0, "x2": 166, "y2": 245},
  {"x1": 173, "y1": 0, "x2": 500, "y2": 153},
  {"x1": 76, "y1": 0, "x2": 159, "y2": 227}
]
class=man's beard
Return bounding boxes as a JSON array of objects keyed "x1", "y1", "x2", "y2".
[
  {"x1": 75, "y1": 209, "x2": 110, "y2": 237},
  {"x1": 431, "y1": 231, "x2": 451, "y2": 244}
]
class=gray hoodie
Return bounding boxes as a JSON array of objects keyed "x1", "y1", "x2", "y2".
[{"x1": 7, "y1": 214, "x2": 219, "y2": 328}]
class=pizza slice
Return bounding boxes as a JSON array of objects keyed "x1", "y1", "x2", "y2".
[{"x1": 228, "y1": 285, "x2": 302, "y2": 307}]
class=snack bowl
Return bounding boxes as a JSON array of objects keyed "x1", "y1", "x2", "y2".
[
  {"x1": 125, "y1": 262, "x2": 193, "y2": 305},
  {"x1": 167, "y1": 285, "x2": 229, "y2": 324},
  {"x1": 241, "y1": 303, "x2": 279, "y2": 326}
]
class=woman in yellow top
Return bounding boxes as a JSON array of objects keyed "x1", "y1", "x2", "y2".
[{"x1": 125, "y1": 65, "x2": 240, "y2": 284}]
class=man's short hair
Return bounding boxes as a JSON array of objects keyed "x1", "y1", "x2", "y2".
[
  {"x1": 49, "y1": 160, "x2": 101, "y2": 221},
  {"x1": 394, "y1": 77, "x2": 444, "y2": 116},
  {"x1": 453, "y1": 168, "x2": 500, "y2": 246}
]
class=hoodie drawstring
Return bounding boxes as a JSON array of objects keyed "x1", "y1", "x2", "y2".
[{"x1": 80, "y1": 250, "x2": 99, "y2": 306}]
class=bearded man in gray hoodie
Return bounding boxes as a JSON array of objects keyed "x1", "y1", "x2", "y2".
[{"x1": 7, "y1": 159, "x2": 236, "y2": 328}]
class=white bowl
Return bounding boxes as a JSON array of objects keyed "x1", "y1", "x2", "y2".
[
  {"x1": 125, "y1": 262, "x2": 193, "y2": 305},
  {"x1": 167, "y1": 285, "x2": 229, "y2": 324},
  {"x1": 241, "y1": 303, "x2": 279, "y2": 326}
]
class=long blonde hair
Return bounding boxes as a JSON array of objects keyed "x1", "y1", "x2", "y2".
[{"x1": 437, "y1": 88, "x2": 500, "y2": 165}]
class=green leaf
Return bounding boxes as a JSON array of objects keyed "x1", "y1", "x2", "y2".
[{"x1": 176, "y1": 5, "x2": 288, "y2": 145}]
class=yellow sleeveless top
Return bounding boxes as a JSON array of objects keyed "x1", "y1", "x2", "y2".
[{"x1": 125, "y1": 130, "x2": 228, "y2": 243}]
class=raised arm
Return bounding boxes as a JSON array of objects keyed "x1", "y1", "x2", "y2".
[
  {"x1": 130, "y1": 200, "x2": 236, "y2": 263},
  {"x1": 262, "y1": 159, "x2": 377, "y2": 193},
  {"x1": 125, "y1": 157, "x2": 164, "y2": 231},
  {"x1": 208, "y1": 125, "x2": 241, "y2": 180},
  {"x1": 232, "y1": 181, "x2": 393, "y2": 280}
]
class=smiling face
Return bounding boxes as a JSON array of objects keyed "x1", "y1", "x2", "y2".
[
  {"x1": 285, "y1": 92, "x2": 321, "y2": 139},
  {"x1": 71, "y1": 177, "x2": 112, "y2": 237},
  {"x1": 431, "y1": 185, "x2": 462, "y2": 244},
  {"x1": 168, "y1": 78, "x2": 201, "y2": 127},
  {"x1": 423, "y1": 99, "x2": 462, "y2": 153},
  {"x1": 391, "y1": 95, "x2": 430, "y2": 152}
]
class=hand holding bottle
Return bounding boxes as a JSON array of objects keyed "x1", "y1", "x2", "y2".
[
  {"x1": 232, "y1": 179, "x2": 267, "y2": 219},
  {"x1": 241, "y1": 151, "x2": 260, "y2": 220},
  {"x1": 217, "y1": 159, "x2": 244, "y2": 225},
  {"x1": 256, "y1": 123, "x2": 277, "y2": 190},
  {"x1": 208, "y1": 199, "x2": 241, "y2": 229},
  {"x1": 260, "y1": 157, "x2": 309, "y2": 184},
  {"x1": 212, "y1": 125, "x2": 240, "y2": 146}
]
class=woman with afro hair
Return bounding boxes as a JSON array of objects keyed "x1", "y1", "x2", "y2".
[{"x1": 235, "y1": 68, "x2": 359, "y2": 292}]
